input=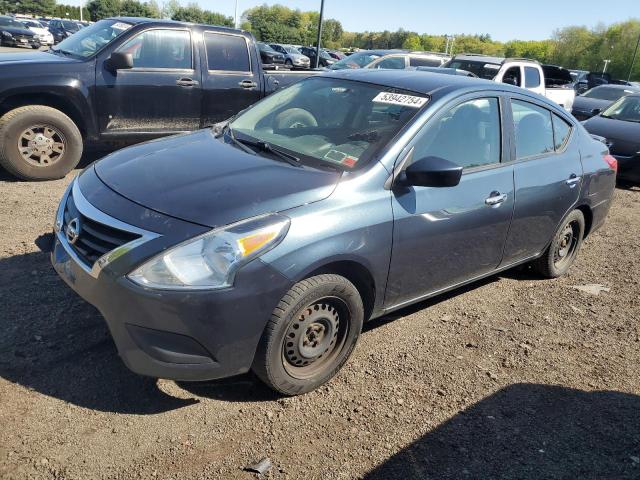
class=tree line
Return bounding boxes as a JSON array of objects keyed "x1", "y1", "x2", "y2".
[{"x1": 2, "y1": 0, "x2": 638, "y2": 80}]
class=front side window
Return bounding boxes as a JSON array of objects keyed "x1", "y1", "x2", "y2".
[
  {"x1": 372, "y1": 56, "x2": 406, "y2": 69},
  {"x1": 205, "y1": 32, "x2": 250, "y2": 72},
  {"x1": 511, "y1": 100, "x2": 554, "y2": 159},
  {"x1": 118, "y1": 29, "x2": 191, "y2": 70},
  {"x1": 229, "y1": 77, "x2": 427, "y2": 170},
  {"x1": 524, "y1": 67, "x2": 541, "y2": 88},
  {"x1": 413, "y1": 98, "x2": 501, "y2": 169}
]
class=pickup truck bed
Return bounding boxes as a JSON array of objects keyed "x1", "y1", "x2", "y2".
[{"x1": 0, "y1": 17, "x2": 320, "y2": 180}]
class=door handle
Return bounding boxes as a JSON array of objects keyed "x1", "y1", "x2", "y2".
[
  {"x1": 239, "y1": 80, "x2": 258, "y2": 89},
  {"x1": 176, "y1": 78, "x2": 198, "y2": 87},
  {"x1": 566, "y1": 174, "x2": 581, "y2": 187},
  {"x1": 485, "y1": 191, "x2": 507, "y2": 206}
]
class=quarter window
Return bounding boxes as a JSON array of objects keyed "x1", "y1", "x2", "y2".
[
  {"x1": 413, "y1": 98, "x2": 501, "y2": 169},
  {"x1": 205, "y1": 32, "x2": 250, "y2": 72},
  {"x1": 524, "y1": 67, "x2": 541, "y2": 88},
  {"x1": 117, "y1": 29, "x2": 191, "y2": 70},
  {"x1": 511, "y1": 100, "x2": 554, "y2": 159},
  {"x1": 552, "y1": 113, "x2": 572, "y2": 150}
]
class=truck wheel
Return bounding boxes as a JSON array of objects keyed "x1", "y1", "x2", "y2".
[
  {"x1": 252, "y1": 274, "x2": 364, "y2": 396},
  {"x1": 0, "y1": 105, "x2": 83, "y2": 181},
  {"x1": 531, "y1": 209, "x2": 585, "y2": 278}
]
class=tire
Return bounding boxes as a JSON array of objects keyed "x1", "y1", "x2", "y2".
[
  {"x1": 531, "y1": 209, "x2": 585, "y2": 279},
  {"x1": 252, "y1": 274, "x2": 364, "y2": 395},
  {"x1": 0, "y1": 105, "x2": 83, "y2": 180},
  {"x1": 285, "y1": 59, "x2": 293, "y2": 68}
]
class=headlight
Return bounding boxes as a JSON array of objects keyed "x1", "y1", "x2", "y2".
[{"x1": 128, "y1": 213, "x2": 290, "y2": 290}]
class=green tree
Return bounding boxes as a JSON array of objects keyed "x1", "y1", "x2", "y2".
[
  {"x1": 402, "y1": 33, "x2": 422, "y2": 50},
  {"x1": 13, "y1": 0, "x2": 56, "y2": 16},
  {"x1": 86, "y1": 0, "x2": 121, "y2": 21}
]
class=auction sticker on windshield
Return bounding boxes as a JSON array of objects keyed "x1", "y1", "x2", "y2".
[
  {"x1": 373, "y1": 92, "x2": 428, "y2": 108},
  {"x1": 111, "y1": 22, "x2": 133, "y2": 31}
]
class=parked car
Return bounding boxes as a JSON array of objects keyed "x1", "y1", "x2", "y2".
[
  {"x1": 257, "y1": 42, "x2": 285, "y2": 66},
  {"x1": 0, "y1": 18, "x2": 319, "y2": 180},
  {"x1": 48, "y1": 18, "x2": 81, "y2": 43},
  {"x1": 38, "y1": 18, "x2": 51, "y2": 28},
  {"x1": 582, "y1": 94, "x2": 640, "y2": 186},
  {"x1": 0, "y1": 15, "x2": 40, "y2": 49},
  {"x1": 51, "y1": 70, "x2": 616, "y2": 395},
  {"x1": 298, "y1": 46, "x2": 336, "y2": 67},
  {"x1": 572, "y1": 85, "x2": 640, "y2": 120},
  {"x1": 445, "y1": 54, "x2": 575, "y2": 112},
  {"x1": 366, "y1": 51, "x2": 450, "y2": 69},
  {"x1": 414, "y1": 66, "x2": 476, "y2": 77},
  {"x1": 323, "y1": 49, "x2": 345, "y2": 60},
  {"x1": 269, "y1": 43, "x2": 310, "y2": 69},
  {"x1": 329, "y1": 49, "x2": 404, "y2": 70},
  {"x1": 18, "y1": 18, "x2": 54, "y2": 46}
]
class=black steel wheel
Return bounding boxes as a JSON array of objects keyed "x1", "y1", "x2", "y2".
[
  {"x1": 532, "y1": 209, "x2": 585, "y2": 278},
  {"x1": 252, "y1": 274, "x2": 364, "y2": 395}
]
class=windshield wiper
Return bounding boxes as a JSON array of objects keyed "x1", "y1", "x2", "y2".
[
  {"x1": 51, "y1": 48, "x2": 75, "y2": 57},
  {"x1": 232, "y1": 133, "x2": 302, "y2": 167}
]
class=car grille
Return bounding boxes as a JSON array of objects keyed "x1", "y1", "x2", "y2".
[{"x1": 62, "y1": 191, "x2": 141, "y2": 267}]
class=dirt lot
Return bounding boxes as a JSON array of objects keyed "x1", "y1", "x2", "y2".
[{"x1": 1, "y1": 158, "x2": 639, "y2": 480}]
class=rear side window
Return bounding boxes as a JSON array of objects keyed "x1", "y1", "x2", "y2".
[
  {"x1": 205, "y1": 32, "x2": 250, "y2": 72},
  {"x1": 552, "y1": 114, "x2": 572, "y2": 150},
  {"x1": 511, "y1": 100, "x2": 554, "y2": 159},
  {"x1": 524, "y1": 67, "x2": 541, "y2": 88},
  {"x1": 409, "y1": 57, "x2": 443, "y2": 67},
  {"x1": 413, "y1": 97, "x2": 501, "y2": 169},
  {"x1": 118, "y1": 29, "x2": 191, "y2": 69}
]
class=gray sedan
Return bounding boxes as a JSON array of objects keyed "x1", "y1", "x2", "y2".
[{"x1": 269, "y1": 43, "x2": 310, "y2": 69}]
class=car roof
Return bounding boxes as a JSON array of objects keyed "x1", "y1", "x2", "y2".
[
  {"x1": 591, "y1": 84, "x2": 640, "y2": 90},
  {"x1": 452, "y1": 54, "x2": 505, "y2": 64}
]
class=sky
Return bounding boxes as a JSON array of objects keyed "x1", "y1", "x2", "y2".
[{"x1": 73, "y1": 0, "x2": 640, "y2": 42}]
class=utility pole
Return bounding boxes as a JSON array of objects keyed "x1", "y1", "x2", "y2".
[
  {"x1": 603, "y1": 59, "x2": 611, "y2": 73},
  {"x1": 234, "y1": 0, "x2": 239, "y2": 29},
  {"x1": 628, "y1": 30, "x2": 640, "y2": 82},
  {"x1": 314, "y1": 0, "x2": 325, "y2": 69}
]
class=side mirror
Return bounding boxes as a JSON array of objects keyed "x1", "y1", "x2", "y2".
[
  {"x1": 591, "y1": 108, "x2": 602, "y2": 116},
  {"x1": 402, "y1": 156, "x2": 463, "y2": 188},
  {"x1": 502, "y1": 77, "x2": 518, "y2": 86},
  {"x1": 105, "y1": 51, "x2": 133, "y2": 73}
]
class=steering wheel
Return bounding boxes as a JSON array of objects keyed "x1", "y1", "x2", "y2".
[{"x1": 274, "y1": 108, "x2": 318, "y2": 129}]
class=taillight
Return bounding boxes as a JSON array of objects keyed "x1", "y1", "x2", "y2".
[{"x1": 603, "y1": 154, "x2": 618, "y2": 172}]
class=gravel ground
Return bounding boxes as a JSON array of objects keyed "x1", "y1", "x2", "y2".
[{"x1": 0, "y1": 158, "x2": 639, "y2": 480}]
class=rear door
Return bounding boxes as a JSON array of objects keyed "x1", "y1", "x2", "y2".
[
  {"x1": 386, "y1": 94, "x2": 515, "y2": 308},
  {"x1": 200, "y1": 31, "x2": 262, "y2": 125},
  {"x1": 501, "y1": 96, "x2": 582, "y2": 265},
  {"x1": 95, "y1": 27, "x2": 202, "y2": 138}
]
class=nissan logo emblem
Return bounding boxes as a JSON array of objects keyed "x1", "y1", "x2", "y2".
[{"x1": 65, "y1": 217, "x2": 81, "y2": 245}]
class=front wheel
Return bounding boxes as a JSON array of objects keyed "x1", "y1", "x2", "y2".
[
  {"x1": 531, "y1": 209, "x2": 585, "y2": 278},
  {"x1": 252, "y1": 274, "x2": 364, "y2": 395},
  {"x1": 0, "y1": 105, "x2": 83, "y2": 180}
]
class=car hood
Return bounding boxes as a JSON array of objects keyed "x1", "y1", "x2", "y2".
[
  {"x1": 573, "y1": 96, "x2": 613, "y2": 112},
  {"x1": 29, "y1": 27, "x2": 51, "y2": 36},
  {"x1": 0, "y1": 26, "x2": 35, "y2": 36},
  {"x1": 93, "y1": 129, "x2": 342, "y2": 228},
  {"x1": 583, "y1": 115, "x2": 640, "y2": 157},
  {"x1": 290, "y1": 53, "x2": 309, "y2": 61},
  {"x1": 0, "y1": 50, "x2": 79, "y2": 65}
]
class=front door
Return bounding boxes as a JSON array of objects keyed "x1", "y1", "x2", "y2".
[
  {"x1": 501, "y1": 97, "x2": 583, "y2": 265},
  {"x1": 200, "y1": 31, "x2": 262, "y2": 126},
  {"x1": 95, "y1": 27, "x2": 202, "y2": 139},
  {"x1": 386, "y1": 95, "x2": 515, "y2": 308}
]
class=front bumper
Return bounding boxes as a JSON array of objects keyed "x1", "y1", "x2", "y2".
[
  {"x1": 3, "y1": 36, "x2": 40, "y2": 48},
  {"x1": 51, "y1": 177, "x2": 293, "y2": 381}
]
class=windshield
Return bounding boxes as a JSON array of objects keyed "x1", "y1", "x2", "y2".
[
  {"x1": 601, "y1": 96, "x2": 640, "y2": 123},
  {"x1": 258, "y1": 43, "x2": 277, "y2": 53},
  {"x1": 445, "y1": 60, "x2": 500, "y2": 80},
  {"x1": 0, "y1": 17, "x2": 26, "y2": 28},
  {"x1": 21, "y1": 20, "x2": 44, "y2": 28},
  {"x1": 583, "y1": 87, "x2": 636, "y2": 101},
  {"x1": 329, "y1": 51, "x2": 383, "y2": 70},
  {"x1": 61, "y1": 20, "x2": 80, "y2": 31},
  {"x1": 229, "y1": 77, "x2": 427, "y2": 170},
  {"x1": 53, "y1": 19, "x2": 133, "y2": 58},
  {"x1": 283, "y1": 45, "x2": 300, "y2": 54}
]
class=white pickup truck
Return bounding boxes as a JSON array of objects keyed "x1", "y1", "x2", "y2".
[{"x1": 445, "y1": 54, "x2": 575, "y2": 112}]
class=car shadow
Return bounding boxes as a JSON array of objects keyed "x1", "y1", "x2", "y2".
[
  {"x1": 364, "y1": 383, "x2": 640, "y2": 480},
  {"x1": 0, "y1": 247, "x2": 198, "y2": 414}
]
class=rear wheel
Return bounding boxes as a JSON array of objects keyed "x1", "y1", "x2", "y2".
[
  {"x1": 285, "y1": 59, "x2": 293, "y2": 68},
  {"x1": 0, "y1": 105, "x2": 83, "y2": 180},
  {"x1": 531, "y1": 209, "x2": 585, "y2": 278},
  {"x1": 252, "y1": 274, "x2": 364, "y2": 395}
]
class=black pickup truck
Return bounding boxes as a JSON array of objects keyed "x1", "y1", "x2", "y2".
[{"x1": 0, "y1": 17, "x2": 318, "y2": 180}]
